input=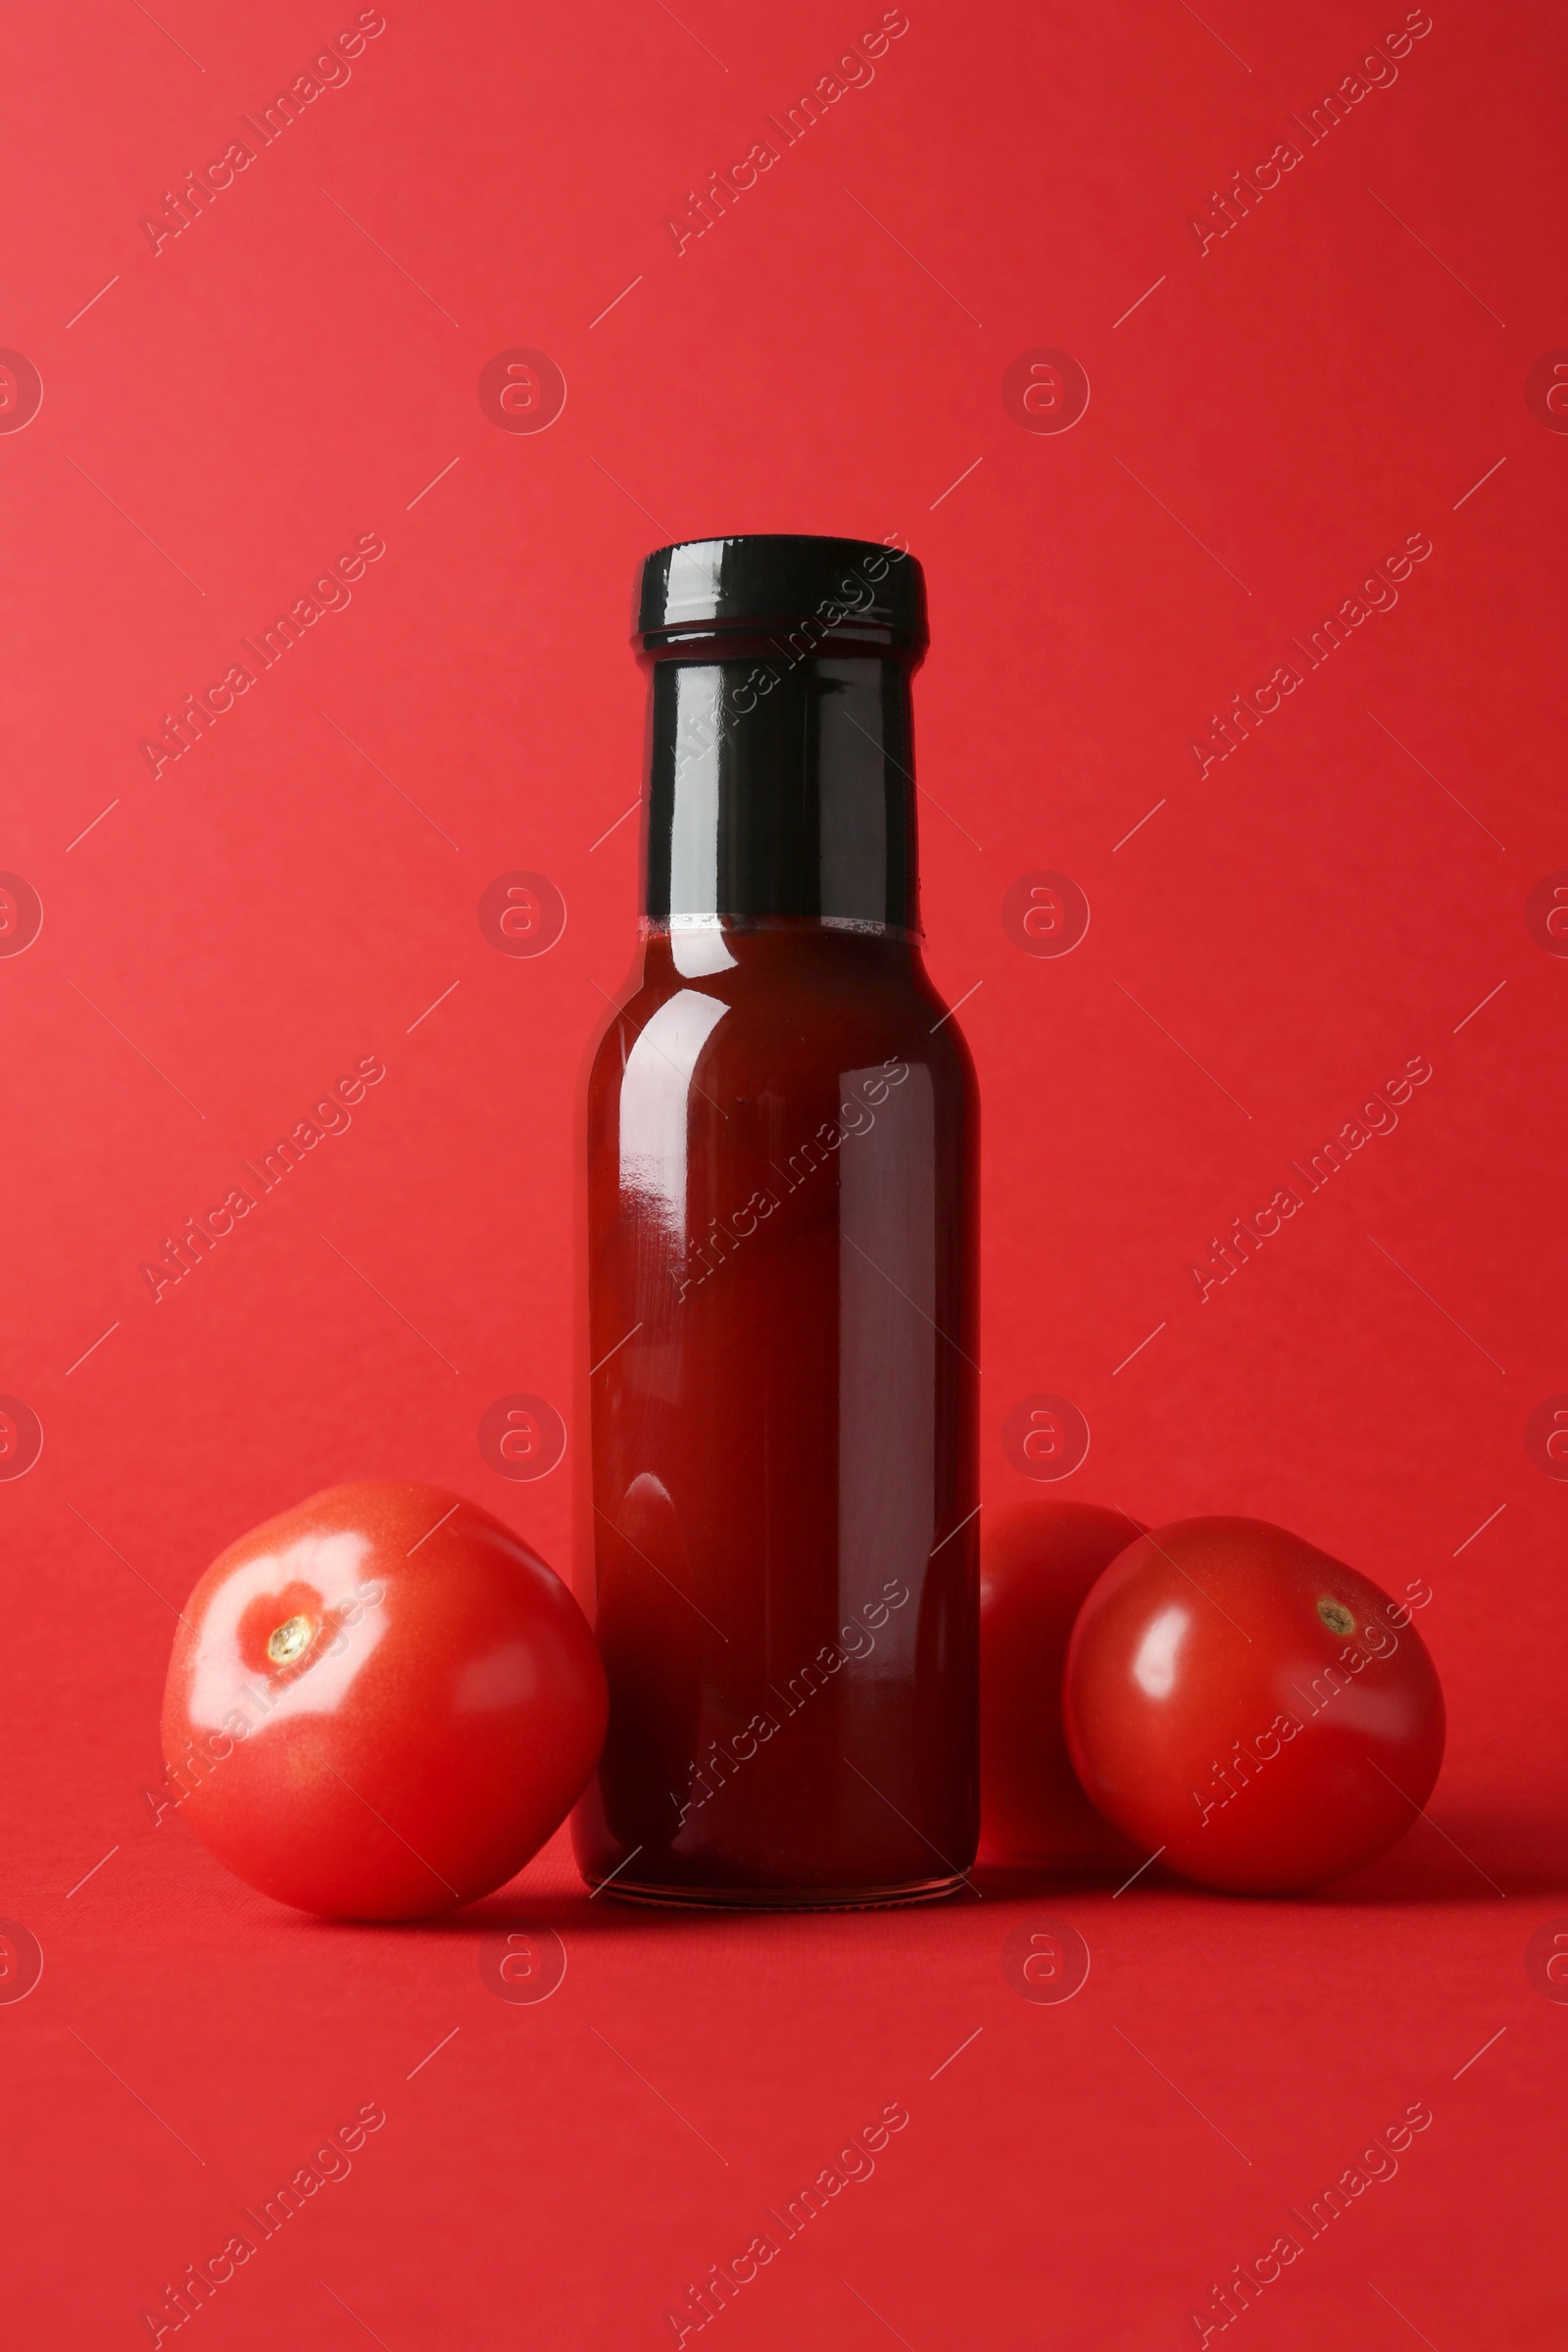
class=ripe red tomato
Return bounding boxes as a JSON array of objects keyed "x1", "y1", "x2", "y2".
[
  {"x1": 161, "y1": 1482, "x2": 607, "y2": 1919},
  {"x1": 1063, "y1": 1517, "x2": 1445, "y2": 1893},
  {"x1": 980, "y1": 1499, "x2": 1145, "y2": 1867}
]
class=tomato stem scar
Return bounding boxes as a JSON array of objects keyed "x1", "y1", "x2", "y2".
[{"x1": 267, "y1": 1614, "x2": 315, "y2": 1665}]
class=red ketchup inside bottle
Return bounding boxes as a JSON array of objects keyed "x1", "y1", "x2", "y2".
[{"x1": 571, "y1": 536, "x2": 978, "y2": 1906}]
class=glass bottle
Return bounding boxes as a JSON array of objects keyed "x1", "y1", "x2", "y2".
[{"x1": 571, "y1": 535, "x2": 978, "y2": 1905}]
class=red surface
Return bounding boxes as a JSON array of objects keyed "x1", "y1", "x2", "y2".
[{"x1": 3, "y1": 0, "x2": 1564, "y2": 2343}]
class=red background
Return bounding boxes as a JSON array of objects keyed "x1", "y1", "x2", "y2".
[{"x1": 4, "y1": 0, "x2": 1564, "y2": 2342}]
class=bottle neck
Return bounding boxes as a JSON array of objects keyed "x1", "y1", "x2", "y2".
[{"x1": 642, "y1": 638, "x2": 920, "y2": 932}]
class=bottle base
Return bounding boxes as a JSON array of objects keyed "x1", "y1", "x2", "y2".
[{"x1": 591, "y1": 1869, "x2": 970, "y2": 1913}]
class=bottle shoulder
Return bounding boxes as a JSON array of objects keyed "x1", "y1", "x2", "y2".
[{"x1": 589, "y1": 932, "x2": 974, "y2": 1100}]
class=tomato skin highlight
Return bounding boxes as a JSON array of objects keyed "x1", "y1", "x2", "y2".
[
  {"x1": 1062, "y1": 1516, "x2": 1446, "y2": 1894},
  {"x1": 979, "y1": 1500, "x2": 1145, "y2": 1866},
  {"x1": 161, "y1": 1482, "x2": 608, "y2": 1920}
]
